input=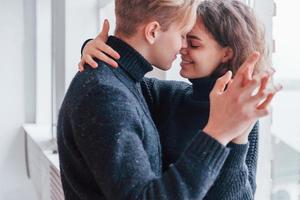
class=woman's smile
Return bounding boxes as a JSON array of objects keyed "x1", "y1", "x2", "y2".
[{"x1": 180, "y1": 57, "x2": 194, "y2": 67}]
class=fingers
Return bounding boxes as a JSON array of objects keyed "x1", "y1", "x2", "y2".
[
  {"x1": 257, "y1": 93, "x2": 275, "y2": 110},
  {"x1": 79, "y1": 20, "x2": 120, "y2": 71},
  {"x1": 99, "y1": 19, "x2": 110, "y2": 41},
  {"x1": 95, "y1": 51, "x2": 118, "y2": 68},
  {"x1": 249, "y1": 84, "x2": 282, "y2": 119},
  {"x1": 252, "y1": 68, "x2": 278, "y2": 109},
  {"x1": 257, "y1": 84, "x2": 282, "y2": 109},
  {"x1": 240, "y1": 52, "x2": 260, "y2": 75},
  {"x1": 256, "y1": 73, "x2": 270, "y2": 93},
  {"x1": 249, "y1": 83, "x2": 282, "y2": 106},
  {"x1": 233, "y1": 52, "x2": 260, "y2": 88},
  {"x1": 82, "y1": 50, "x2": 118, "y2": 69},
  {"x1": 212, "y1": 71, "x2": 232, "y2": 94},
  {"x1": 254, "y1": 108, "x2": 270, "y2": 118},
  {"x1": 241, "y1": 78, "x2": 260, "y2": 99},
  {"x1": 242, "y1": 65, "x2": 254, "y2": 87},
  {"x1": 78, "y1": 60, "x2": 84, "y2": 72},
  {"x1": 253, "y1": 69, "x2": 273, "y2": 95},
  {"x1": 84, "y1": 55, "x2": 98, "y2": 68},
  {"x1": 240, "y1": 67, "x2": 275, "y2": 100},
  {"x1": 95, "y1": 41, "x2": 120, "y2": 60}
]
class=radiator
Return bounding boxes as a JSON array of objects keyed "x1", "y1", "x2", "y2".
[{"x1": 24, "y1": 124, "x2": 64, "y2": 200}]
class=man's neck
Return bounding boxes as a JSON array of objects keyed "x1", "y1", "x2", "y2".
[{"x1": 114, "y1": 33, "x2": 152, "y2": 64}]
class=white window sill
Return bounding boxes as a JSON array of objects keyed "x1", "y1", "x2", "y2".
[{"x1": 23, "y1": 124, "x2": 63, "y2": 200}]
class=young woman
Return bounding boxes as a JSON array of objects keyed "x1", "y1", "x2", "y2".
[{"x1": 79, "y1": 0, "x2": 281, "y2": 198}]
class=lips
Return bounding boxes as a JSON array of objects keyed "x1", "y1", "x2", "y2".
[
  {"x1": 181, "y1": 60, "x2": 192, "y2": 64},
  {"x1": 181, "y1": 57, "x2": 194, "y2": 65}
]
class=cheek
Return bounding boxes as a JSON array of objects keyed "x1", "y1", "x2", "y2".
[
  {"x1": 187, "y1": 50, "x2": 217, "y2": 76},
  {"x1": 188, "y1": 50, "x2": 203, "y2": 64},
  {"x1": 171, "y1": 34, "x2": 183, "y2": 49},
  {"x1": 171, "y1": 38, "x2": 182, "y2": 52}
]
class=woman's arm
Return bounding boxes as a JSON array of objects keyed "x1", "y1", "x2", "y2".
[
  {"x1": 203, "y1": 122, "x2": 259, "y2": 200},
  {"x1": 143, "y1": 76, "x2": 259, "y2": 199}
]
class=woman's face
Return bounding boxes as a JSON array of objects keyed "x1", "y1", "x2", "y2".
[{"x1": 180, "y1": 18, "x2": 232, "y2": 79}]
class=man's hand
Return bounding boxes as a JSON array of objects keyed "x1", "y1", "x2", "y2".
[{"x1": 79, "y1": 20, "x2": 120, "y2": 72}]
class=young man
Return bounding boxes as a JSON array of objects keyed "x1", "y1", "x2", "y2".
[{"x1": 57, "y1": 0, "x2": 273, "y2": 199}]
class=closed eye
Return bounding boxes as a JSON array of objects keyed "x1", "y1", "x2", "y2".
[{"x1": 188, "y1": 40, "x2": 201, "y2": 48}]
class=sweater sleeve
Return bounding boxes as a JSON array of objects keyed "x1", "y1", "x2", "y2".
[
  {"x1": 81, "y1": 39, "x2": 93, "y2": 55},
  {"x1": 71, "y1": 84, "x2": 230, "y2": 200},
  {"x1": 245, "y1": 121, "x2": 259, "y2": 192},
  {"x1": 201, "y1": 122, "x2": 259, "y2": 200},
  {"x1": 142, "y1": 78, "x2": 259, "y2": 200}
]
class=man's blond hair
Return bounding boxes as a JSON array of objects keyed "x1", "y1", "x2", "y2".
[{"x1": 115, "y1": 0, "x2": 199, "y2": 37}]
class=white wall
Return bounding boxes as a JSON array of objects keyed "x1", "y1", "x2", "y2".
[
  {"x1": 51, "y1": 0, "x2": 100, "y2": 128},
  {"x1": 64, "y1": 0, "x2": 99, "y2": 89},
  {"x1": 0, "y1": 0, "x2": 37, "y2": 199}
]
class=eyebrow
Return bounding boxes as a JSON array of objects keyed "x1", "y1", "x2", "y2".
[{"x1": 187, "y1": 35, "x2": 202, "y2": 41}]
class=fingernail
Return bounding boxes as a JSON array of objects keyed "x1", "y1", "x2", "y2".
[
  {"x1": 267, "y1": 67, "x2": 276, "y2": 75},
  {"x1": 254, "y1": 51, "x2": 260, "y2": 57},
  {"x1": 270, "y1": 67, "x2": 276, "y2": 72},
  {"x1": 274, "y1": 84, "x2": 283, "y2": 91},
  {"x1": 113, "y1": 62, "x2": 119, "y2": 68}
]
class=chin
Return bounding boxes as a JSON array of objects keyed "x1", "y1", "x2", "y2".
[
  {"x1": 155, "y1": 63, "x2": 172, "y2": 71},
  {"x1": 180, "y1": 69, "x2": 207, "y2": 79},
  {"x1": 180, "y1": 69, "x2": 191, "y2": 79},
  {"x1": 164, "y1": 64, "x2": 172, "y2": 71}
]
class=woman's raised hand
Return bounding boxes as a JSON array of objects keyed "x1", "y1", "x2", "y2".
[
  {"x1": 79, "y1": 20, "x2": 120, "y2": 72},
  {"x1": 204, "y1": 52, "x2": 282, "y2": 146}
]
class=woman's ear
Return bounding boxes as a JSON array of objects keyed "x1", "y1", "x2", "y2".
[
  {"x1": 144, "y1": 21, "x2": 161, "y2": 44},
  {"x1": 222, "y1": 47, "x2": 233, "y2": 63}
]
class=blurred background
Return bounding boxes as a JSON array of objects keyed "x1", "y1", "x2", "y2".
[{"x1": 0, "y1": 0, "x2": 299, "y2": 199}]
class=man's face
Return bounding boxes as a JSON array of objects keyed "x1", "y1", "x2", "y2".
[{"x1": 150, "y1": 23, "x2": 190, "y2": 71}]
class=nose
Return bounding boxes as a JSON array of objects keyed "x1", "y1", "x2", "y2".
[
  {"x1": 180, "y1": 47, "x2": 188, "y2": 55},
  {"x1": 182, "y1": 37, "x2": 188, "y2": 48}
]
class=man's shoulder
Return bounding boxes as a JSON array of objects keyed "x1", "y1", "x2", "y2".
[
  {"x1": 76, "y1": 62, "x2": 129, "y2": 89},
  {"x1": 65, "y1": 75, "x2": 138, "y2": 122},
  {"x1": 63, "y1": 64, "x2": 133, "y2": 111}
]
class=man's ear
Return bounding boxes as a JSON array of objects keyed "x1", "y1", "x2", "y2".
[
  {"x1": 221, "y1": 47, "x2": 233, "y2": 63},
  {"x1": 144, "y1": 21, "x2": 161, "y2": 44}
]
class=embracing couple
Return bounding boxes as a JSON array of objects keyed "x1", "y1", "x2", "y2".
[{"x1": 57, "y1": 0, "x2": 282, "y2": 199}]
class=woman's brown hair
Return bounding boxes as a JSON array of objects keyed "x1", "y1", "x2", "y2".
[{"x1": 197, "y1": 0, "x2": 268, "y2": 77}]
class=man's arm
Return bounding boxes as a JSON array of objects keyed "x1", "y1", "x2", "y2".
[{"x1": 72, "y1": 85, "x2": 230, "y2": 200}]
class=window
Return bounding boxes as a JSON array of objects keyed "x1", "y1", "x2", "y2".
[{"x1": 271, "y1": 0, "x2": 300, "y2": 199}]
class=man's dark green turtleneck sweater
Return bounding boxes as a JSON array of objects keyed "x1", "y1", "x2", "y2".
[{"x1": 57, "y1": 36, "x2": 232, "y2": 200}]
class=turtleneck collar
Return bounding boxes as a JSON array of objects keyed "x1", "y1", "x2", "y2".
[
  {"x1": 107, "y1": 36, "x2": 153, "y2": 82},
  {"x1": 189, "y1": 76, "x2": 218, "y2": 101}
]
